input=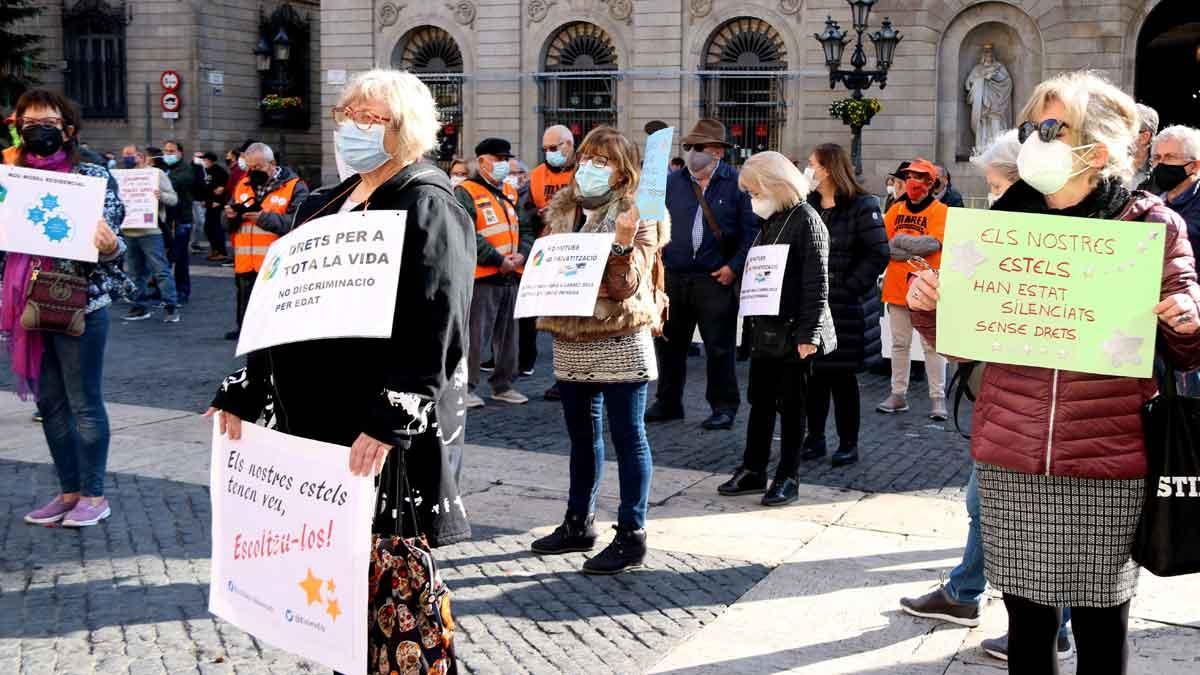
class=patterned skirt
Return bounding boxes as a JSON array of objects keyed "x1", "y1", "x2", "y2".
[
  {"x1": 553, "y1": 329, "x2": 657, "y2": 383},
  {"x1": 976, "y1": 463, "x2": 1145, "y2": 607}
]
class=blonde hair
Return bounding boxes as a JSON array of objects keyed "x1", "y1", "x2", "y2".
[
  {"x1": 739, "y1": 151, "x2": 811, "y2": 208},
  {"x1": 1019, "y1": 71, "x2": 1139, "y2": 185},
  {"x1": 337, "y1": 69, "x2": 440, "y2": 165},
  {"x1": 971, "y1": 128, "x2": 1022, "y2": 184}
]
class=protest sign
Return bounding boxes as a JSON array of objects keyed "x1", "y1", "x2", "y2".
[
  {"x1": 0, "y1": 164, "x2": 104, "y2": 262},
  {"x1": 635, "y1": 127, "x2": 674, "y2": 222},
  {"x1": 209, "y1": 421, "x2": 373, "y2": 675},
  {"x1": 937, "y1": 208, "x2": 1165, "y2": 378},
  {"x1": 236, "y1": 210, "x2": 406, "y2": 356},
  {"x1": 515, "y1": 232, "x2": 614, "y2": 318},
  {"x1": 112, "y1": 168, "x2": 160, "y2": 230},
  {"x1": 739, "y1": 245, "x2": 789, "y2": 317}
]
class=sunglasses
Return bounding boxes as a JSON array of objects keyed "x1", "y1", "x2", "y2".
[{"x1": 1019, "y1": 119, "x2": 1069, "y2": 144}]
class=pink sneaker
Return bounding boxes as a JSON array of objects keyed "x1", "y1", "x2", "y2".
[
  {"x1": 61, "y1": 498, "x2": 111, "y2": 527},
  {"x1": 24, "y1": 496, "x2": 78, "y2": 525}
]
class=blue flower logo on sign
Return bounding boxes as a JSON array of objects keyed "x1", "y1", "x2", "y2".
[{"x1": 26, "y1": 193, "x2": 73, "y2": 243}]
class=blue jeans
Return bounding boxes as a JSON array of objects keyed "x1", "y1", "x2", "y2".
[
  {"x1": 167, "y1": 223, "x2": 192, "y2": 300},
  {"x1": 36, "y1": 308, "x2": 111, "y2": 497},
  {"x1": 559, "y1": 380, "x2": 653, "y2": 529},
  {"x1": 949, "y1": 464, "x2": 1071, "y2": 637},
  {"x1": 125, "y1": 233, "x2": 179, "y2": 309}
]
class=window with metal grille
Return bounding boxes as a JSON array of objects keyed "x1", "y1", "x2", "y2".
[
  {"x1": 539, "y1": 22, "x2": 619, "y2": 148},
  {"x1": 700, "y1": 17, "x2": 788, "y2": 165},
  {"x1": 62, "y1": 0, "x2": 127, "y2": 119},
  {"x1": 392, "y1": 26, "x2": 464, "y2": 169}
]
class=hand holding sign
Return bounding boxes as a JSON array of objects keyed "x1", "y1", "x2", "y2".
[
  {"x1": 907, "y1": 269, "x2": 940, "y2": 311},
  {"x1": 615, "y1": 208, "x2": 638, "y2": 247},
  {"x1": 1155, "y1": 293, "x2": 1200, "y2": 335}
]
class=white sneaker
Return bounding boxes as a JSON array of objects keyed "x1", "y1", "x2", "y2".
[
  {"x1": 491, "y1": 389, "x2": 529, "y2": 405},
  {"x1": 465, "y1": 393, "x2": 485, "y2": 409}
]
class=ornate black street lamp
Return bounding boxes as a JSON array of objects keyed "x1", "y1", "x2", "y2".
[{"x1": 813, "y1": 0, "x2": 902, "y2": 175}]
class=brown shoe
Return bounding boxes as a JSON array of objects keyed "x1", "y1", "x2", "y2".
[{"x1": 899, "y1": 586, "x2": 980, "y2": 627}]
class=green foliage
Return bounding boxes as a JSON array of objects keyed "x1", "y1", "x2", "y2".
[
  {"x1": 829, "y1": 97, "x2": 882, "y2": 129},
  {"x1": 0, "y1": 0, "x2": 45, "y2": 109}
]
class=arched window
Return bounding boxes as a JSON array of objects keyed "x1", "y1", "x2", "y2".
[
  {"x1": 63, "y1": 0, "x2": 127, "y2": 119},
  {"x1": 539, "y1": 22, "x2": 619, "y2": 147},
  {"x1": 392, "y1": 26, "x2": 464, "y2": 168},
  {"x1": 700, "y1": 18, "x2": 788, "y2": 163},
  {"x1": 258, "y1": 4, "x2": 312, "y2": 130}
]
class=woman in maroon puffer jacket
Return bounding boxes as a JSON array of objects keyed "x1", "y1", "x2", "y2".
[{"x1": 908, "y1": 72, "x2": 1200, "y2": 675}]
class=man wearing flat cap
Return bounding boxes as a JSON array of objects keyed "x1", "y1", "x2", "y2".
[
  {"x1": 456, "y1": 137, "x2": 534, "y2": 408},
  {"x1": 647, "y1": 118, "x2": 757, "y2": 431}
]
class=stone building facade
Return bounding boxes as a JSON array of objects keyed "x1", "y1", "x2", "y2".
[
  {"x1": 14, "y1": 0, "x2": 324, "y2": 185},
  {"x1": 319, "y1": 0, "x2": 1195, "y2": 199}
]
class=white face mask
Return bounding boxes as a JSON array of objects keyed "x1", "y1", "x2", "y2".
[
  {"x1": 1016, "y1": 135, "x2": 1097, "y2": 196},
  {"x1": 886, "y1": 185, "x2": 896, "y2": 198},
  {"x1": 450, "y1": 176, "x2": 466, "y2": 188},
  {"x1": 803, "y1": 166, "x2": 816, "y2": 184},
  {"x1": 987, "y1": 192, "x2": 1001, "y2": 207},
  {"x1": 504, "y1": 175, "x2": 520, "y2": 189},
  {"x1": 750, "y1": 197, "x2": 776, "y2": 220}
]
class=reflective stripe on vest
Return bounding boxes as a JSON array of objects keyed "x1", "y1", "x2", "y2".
[
  {"x1": 462, "y1": 179, "x2": 520, "y2": 279},
  {"x1": 231, "y1": 175, "x2": 299, "y2": 274}
]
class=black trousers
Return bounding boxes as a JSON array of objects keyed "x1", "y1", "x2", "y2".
[
  {"x1": 204, "y1": 207, "x2": 227, "y2": 256},
  {"x1": 805, "y1": 370, "x2": 862, "y2": 449},
  {"x1": 655, "y1": 271, "x2": 740, "y2": 414},
  {"x1": 235, "y1": 272, "x2": 256, "y2": 328},
  {"x1": 742, "y1": 357, "x2": 809, "y2": 481},
  {"x1": 1003, "y1": 594, "x2": 1130, "y2": 675},
  {"x1": 518, "y1": 316, "x2": 538, "y2": 372}
]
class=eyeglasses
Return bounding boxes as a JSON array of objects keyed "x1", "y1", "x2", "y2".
[
  {"x1": 331, "y1": 107, "x2": 393, "y2": 130},
  {"x1": 577, "y1": 155, "x2": 609, "y2": 169},
  {"x1": 17, "y1": 116, "x2": 64, "y2": 130},
  {"x1": 1019, "y1": 119, "x2": 1069, "y2": 144}
]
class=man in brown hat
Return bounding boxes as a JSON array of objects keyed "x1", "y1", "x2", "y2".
[{"x1": 647, "y1": 118, "x2": 757, "y2": 430}]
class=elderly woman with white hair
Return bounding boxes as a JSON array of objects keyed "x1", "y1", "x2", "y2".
[
  {"x1": 909, "y1": 71, "x2": 1200, "y2": 673},
  {"x1": 716, "y1": 151, "x2": 836, "y2": 507},
  {"x1": 207, "y1": 69, "x2": 476, "y2": 548},
  {"x1": 970, "y1": 128, "x2": 1027, "y2": 207}
]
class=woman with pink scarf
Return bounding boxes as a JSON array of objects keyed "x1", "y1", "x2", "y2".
[{"x1": 4, "y1": 90, "x2": 131, "y2": 527}]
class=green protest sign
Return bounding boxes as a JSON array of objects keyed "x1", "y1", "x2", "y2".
[{"x1": 936, "y1": 208, "x2": 1165, "y2": 378}]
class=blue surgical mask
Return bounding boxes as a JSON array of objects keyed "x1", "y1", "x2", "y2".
[
  {"x1": 546, "y1": 150, "x2": 567, "y2": 168},
  {"x1": 163, "y1": 153, "x2": 180, "y2": 166},
  {"x1": 237, "y1": 157, "x2": 247, "y2": 171},
  {"x1": 106, "y1": 159, "x2": 117, "y2": 170},
  {"x1": 335, "y1": 121, "x2": 392, "y2": 174},
  {"x1": 488, "y1": 159, "x2": 510, "y2": 184},
  {"x1": 574, "y1": 161, "x2": 613, "y2": 197}
]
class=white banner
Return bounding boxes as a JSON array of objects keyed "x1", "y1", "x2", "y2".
[
  {"x1": 0, "y1": 165, "x2": 104, "y2": 262},
  {"x1": 738, "y1": 245, "x2": 789, "y2": 317},
  {"x1": 209, "y1": 421, "x2": 373, "y2": 675},
  {"x1": 236, "y1": 210, "x2": 406, "y2": 356},
  {"x1": 515, "y1": 232, "x2": 614, "y2": 319},
  {"x1": 112, "y1": 169, "x2": 160, "y2": 230}
]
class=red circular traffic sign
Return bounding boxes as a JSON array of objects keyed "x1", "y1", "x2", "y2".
[
  {"x1": 160, "y1": 92, "x2": 181, "y2": 113},
  {"x1": 160, "y1": 70, "x2": 181, "y2": 91}
]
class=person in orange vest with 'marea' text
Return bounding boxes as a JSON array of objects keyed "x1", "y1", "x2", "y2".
[
  {"x1": 222, "y1": 142, "x2": 309, "y2": 340},
  {"x1": 457, "y1": 137, "x2": 535, "y2": 409}
]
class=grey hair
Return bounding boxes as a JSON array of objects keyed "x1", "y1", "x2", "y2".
[
  {"x1": 337, "y1": 69, "x2": 439, "y2": 164},
  {"x1": 509, "y1": 159, "x2": 529, "y2": 172},
  {"x1": 545, "y1": 124, "x2": 574, "y2": 146},
  {"x1": 971, "y1": 128, "x2": 1023, "y2": 184},
  {"x1": 243, "y1": 142, "x2": 275, "y2": 163},
  {"x1": 1152, "y1": 125, "x2": 1200, "y2": 163},
  {"x1": 1136, "y1": 103, "x2": 1160, "y2": 135}
]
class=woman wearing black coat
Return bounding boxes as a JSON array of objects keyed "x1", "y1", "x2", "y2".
[
  {"x1": 717, "y1": 152, "x2": 837, "y2": 507},
  {"x1": 802, "y1": 144, "x2": 890, "y2": 467},
  {"x1": 207, "y1": 71, "x2": 474, "y2": 548}
]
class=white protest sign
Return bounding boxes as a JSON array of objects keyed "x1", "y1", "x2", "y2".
[
  {"x1": 738, "y1": 245, "x2": 789, "y2": 317},
  {"x1": 635, "y1": 127, "x2": 673, "y2": 222},
  {"x1": 0, "y1": 165, "x2": 104, "y2": 262},
  {"x1": 112, "y1": 168, "x2": 160, "y2": 230},
  {"x1": 209, "y1": 421, "x2": 373, "y2": 675},
  {"x1": 236, "y1": 210, "x2": 406, "y2": 356},
  {"x1": 515, "y1": 232, "x2": 614, "y2": 319}
]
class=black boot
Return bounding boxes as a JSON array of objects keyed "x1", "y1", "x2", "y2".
[
  {"x1": 582, "y1": 525, "x2": 647, "y2": 575},
  {"x1": 831, "y1": 446, "x2": 859, "y2": 468},
  {"x1": 762, "y1": 477, "x2": 800, "y2": 507},
  {"x1": 800, "y1": 435, "x2": 827, "y2": 461},
  {"x1": 717, "y1": 467, "x2": 767, "y2": 496},
  {"x1": 531, "y1": 512, "x2": 597, "y2": 555}
]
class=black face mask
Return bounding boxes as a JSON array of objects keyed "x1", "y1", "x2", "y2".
[
  {"x1": 1152, "y1": 163, "x2": 1193, "y2": 192},
  {"x1": 121, "y1": 156, "x2": 137, "y2": 169},
  {"x1": 21, "y1": 125, "x2": 65, "y2": 157},
  {"x1": 248, "y1": 169, "x2": 270, "y2": 187}
]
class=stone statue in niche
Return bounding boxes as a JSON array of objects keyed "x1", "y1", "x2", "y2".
[{"x1": 965, "y1": 44, "x2": 1013, "y2": 154}]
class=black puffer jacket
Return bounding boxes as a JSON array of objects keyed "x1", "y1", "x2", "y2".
[
  {"x1": 747, "y1": 202, "x2": 837, "y2": 358},
  {"x1": 806, "y1": 192, "x2": 890, "y2": 372},
  {"x1": 211, "y1": 162, "x2": 475, "y2": 547}
]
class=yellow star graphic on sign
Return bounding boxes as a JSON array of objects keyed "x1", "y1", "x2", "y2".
[
  {"x1": 325, "y1": 597, "x2": 342, "y2": 622},
  {"x1": 326, "y1": 579, "x2": 336, "y2": 594},
  {"x1": 298, "y1": 568, "x2": 323, "y2": 606}
]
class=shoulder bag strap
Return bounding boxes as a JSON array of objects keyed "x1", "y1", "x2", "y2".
[{"x1": 690, "y1": 180, "x2": 723, "y2": 241}]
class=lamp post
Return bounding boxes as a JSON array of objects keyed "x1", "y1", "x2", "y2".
[
  {"x1": 813, "y1": 0, "x2": 902, "y2": 175},
  {"x1": 272, "y1": 28, "x2": 291, "y2": 94}
]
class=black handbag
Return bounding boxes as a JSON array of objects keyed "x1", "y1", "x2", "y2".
[
  {"x1": 747, "y1": 316, "x2": 795, "y2": 360},
  {"x1": 1132, "y1": 364, "x2": 1200, "y2": 577}
]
